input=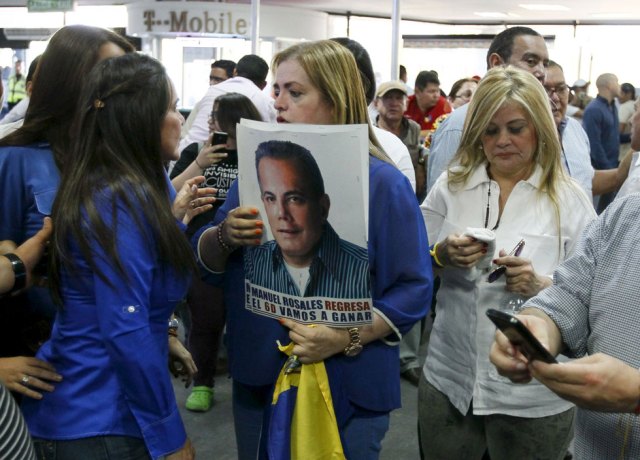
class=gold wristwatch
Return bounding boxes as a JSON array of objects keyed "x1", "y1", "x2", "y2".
[{"x1": 343, "y1": 327, "x2": 363, "y2": 357}]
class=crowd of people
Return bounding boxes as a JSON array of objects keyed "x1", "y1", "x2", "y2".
[{"x1": 1, "y1": 22, "x2": 639, "y2": 460}]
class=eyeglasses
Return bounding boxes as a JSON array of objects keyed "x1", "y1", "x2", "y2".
[
  {"x1": 454, "y1": 90, "x2": 473, "y2": 100},
  {"x1": 544, "y1": 84, "x2": 569, "y2": 97}
]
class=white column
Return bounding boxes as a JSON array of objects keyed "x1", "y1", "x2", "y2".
[
  {"x1": 251, "y1": 0, "x2": 260, "y2": 55},
  {"x1": 390, "y1": 0, "x2": 401, "y2": 80}
]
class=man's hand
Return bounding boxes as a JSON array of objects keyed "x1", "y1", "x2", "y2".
[
  {"x1": 489, "y1": 314, "x2": 552, "y2": 383},
  {"x1": 530, "y1": 353, "x2": 640, "y2": 413}
]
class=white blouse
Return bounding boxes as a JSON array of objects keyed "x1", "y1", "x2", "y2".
[{"x1": 421, "y1": 164, "x2": 596, "y2": 417}]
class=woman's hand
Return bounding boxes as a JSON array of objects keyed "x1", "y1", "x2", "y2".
[
  {"x1": 494, "y1": 249, "x2": 552, "y2": 297},
  {"x1": 168, "y1": 336, "x2": 197, "y2": 388},
  {"x1": 279, "y1": 319, "x2": 350, "y2": 364},
  {"x1": 0, "y1": 356, "x2": 62, "y2": 399},
  {"x1": 195, "y1": 141, "x2": 228, "y2": 169},
  {"x1": 172, "y1": 176, "x2": 217, "y2": 225},
  {"x1": 166, "y1": 438, "x2": 195, "y2": 460},
  {"x1": 437, "y1": 233, "x2": 487, "y2": 268},
  {"x1": 0, "y1": 218, "x2": 53, "y2": 294},
  {"x1": 222, "y1": 207, "x2": 263, "y2": 248}
]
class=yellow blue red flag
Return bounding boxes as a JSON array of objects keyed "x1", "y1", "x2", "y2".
[{"x1": 268, "y1": 342, "x2": 346, "y2": 460}]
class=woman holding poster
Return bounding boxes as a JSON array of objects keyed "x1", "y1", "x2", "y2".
[{"x1": 195, "y1": 40, "x2": 432, "y2": 459}]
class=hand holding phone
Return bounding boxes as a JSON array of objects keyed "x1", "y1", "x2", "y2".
[
  {"x1": 211, "y1": 131, "x2": 228, "y2": 147},
  {"x1": 486, "y1": 308, "x2": 557, "y2": 364},
  {"x1": 488, "y1": 239, "x2": 525, "y2": 283}
]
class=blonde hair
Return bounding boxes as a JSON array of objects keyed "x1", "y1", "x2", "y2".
[
  {"x1": 450, "y1": 66, "x2": 567, "y2": 252},
  {"x1": 272, "y1": 40, "x2": 394, "y2": 165}
]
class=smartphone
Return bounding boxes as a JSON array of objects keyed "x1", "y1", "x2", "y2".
[
  {"x1": 485, "y1": 308, "x2": 557, "y2": 364},
  {"x1": 211, "y1": 131, "x2": 228, "y2": 146},
  {"x1": 487, "y1": 239, "x2": 525, "y2": 283}
]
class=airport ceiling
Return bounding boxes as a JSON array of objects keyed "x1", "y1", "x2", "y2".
[
  {"x1": 260, "y1": 0, "x2": 640, "y2": 24},
  {"x1": 2, "y1": 0, "x2": 639, "y2": 24}
]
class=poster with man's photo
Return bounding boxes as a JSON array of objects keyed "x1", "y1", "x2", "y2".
[{"x1": 237, "y1": 120, "x2": 372, "y2": 327}]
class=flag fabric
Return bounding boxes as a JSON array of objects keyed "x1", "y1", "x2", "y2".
[{"x1": 268, "y1": 342, "x2": 346, "y2": 460}]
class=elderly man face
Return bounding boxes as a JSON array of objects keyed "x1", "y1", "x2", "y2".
[
  {"x1": 376, "y1": 89, "x2": 407, "y2": 124},
  {"x1": 258, "y1": 157, "x2": 330, "y2": 268},
  {"x1": 544, "y1": 65, "x2": 570, "y2": 126}
]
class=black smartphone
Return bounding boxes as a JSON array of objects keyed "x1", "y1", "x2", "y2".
[
  {"x1": 486, "y1": 308, "x2": 557, "y2": 364},
  {"x1": 211, "y1": 131, "x2": 228, "y2": 146}
]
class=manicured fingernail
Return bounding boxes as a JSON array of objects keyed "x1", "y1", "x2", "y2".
[
  {"x1": 482, "y1": 249, "x2": 487, "y2": 254},
  {"x1": 255, "y1": 229, "x2": 263, "y2": 235},
  {"x1": 254, "y1": 239, "x2": 261, "y2": 244},
  {"x1": 492, "y1": 259, "x2": 498, "y2": 264},
  {"x1": 255, "y1": 220, "x2": 264, "y2": 227},
  {"x1": 250, "y1": 208, "x2": 259, "y2": 215},
  {"x1": 278, "y1": 318, "x2": 285, "y2": 324}
]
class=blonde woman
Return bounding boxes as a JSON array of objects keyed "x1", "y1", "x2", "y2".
[
  {"x1": 419, "y1": 66, "x2": 596, "y2": 459},
  {"x1": 196, "y1": 40, "x2": 432, "y2": 460}
]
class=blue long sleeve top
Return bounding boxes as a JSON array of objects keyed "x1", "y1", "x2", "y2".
[
  {"x1": 21, "y1": 186, "x2": 189, "y2": 459},
  {"x1": 193, "y1": 156, "x2": 433, "y2": 413},
  {"x1": 583, "y1": 95, "x2": 620, "y2": 170},
  {"x1": 0, "y1": 143, "x2": 59, "y2": 318}
]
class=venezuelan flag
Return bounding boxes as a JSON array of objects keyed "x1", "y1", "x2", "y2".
[{"x1": 268, "y1": 342, "x2": 346, "y2": 460}]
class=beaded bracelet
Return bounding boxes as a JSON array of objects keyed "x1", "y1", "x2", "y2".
[
  {"x1": 217, "y1": 219, "x2": 237, "y2": 253},
  {"x1": 429, "y1": 242, "x2": 445, "y2": 267}
]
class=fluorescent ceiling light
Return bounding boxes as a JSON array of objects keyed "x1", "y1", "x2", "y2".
[{"x1": 519, "y1": 4, "x2": 570, "y2": 11}]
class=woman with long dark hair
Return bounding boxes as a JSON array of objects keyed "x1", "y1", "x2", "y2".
[
  {"x1": 0, "y1": 25, "x2": 133, "y2": 398},
  {"x1": 21, "y1": 53, "x2": 196, "y2": 460}
]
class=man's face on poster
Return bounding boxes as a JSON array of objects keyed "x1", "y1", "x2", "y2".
[{"x1": 258, "y1": 157, "x2": 330, "y2": 268}]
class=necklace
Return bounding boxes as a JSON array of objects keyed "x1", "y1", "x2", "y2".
[{"x1": 484, "y1": 183, "x2": 500, "y2": 230}]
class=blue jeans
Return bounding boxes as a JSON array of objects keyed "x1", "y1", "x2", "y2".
[
  {"x1": 232, "y1": 380, "x2": 390, "y2": 460},
  {"x1": 33, "y1": 436, "x2": 150, "y2": 460}
]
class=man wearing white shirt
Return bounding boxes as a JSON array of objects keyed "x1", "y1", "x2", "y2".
[{"x1": 179, "y1": 55, "x2": 276, "y2": 153}]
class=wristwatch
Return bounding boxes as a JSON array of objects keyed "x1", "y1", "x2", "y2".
[
  {"x1": 343, "y1": 327, "x2": 363, "y2": 357},
  {"x1": 3, "y1": 253, "x2": 26, "y2": 293}
]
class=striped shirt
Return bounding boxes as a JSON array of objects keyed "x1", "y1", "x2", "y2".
[
  {"x1": 244, "y1": 222, "x2": 370, "y2": 298},
  {"x1": 527, "y1": 193, "x2": 640, "y2": 459},
  {"x1": 0, "y1": 384, "x2": 36, "y2": 460}
]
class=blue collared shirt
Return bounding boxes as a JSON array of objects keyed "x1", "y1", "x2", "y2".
[
  {"x1": 21, "y1": 188, "x2": 189, "y2": 460},
  {"x1": 583, "y1": 95, "x2": 620, "y2": 169}
]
